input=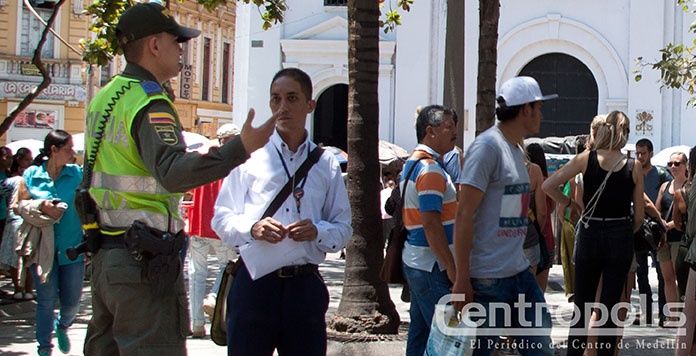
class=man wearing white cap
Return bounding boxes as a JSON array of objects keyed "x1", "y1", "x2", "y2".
[
  {"x1": 186, "y1": 124, "x2": 240, "y2": 338},
  {"x1": 452, "y1": 76, "x2": 557, "y2": 355}
]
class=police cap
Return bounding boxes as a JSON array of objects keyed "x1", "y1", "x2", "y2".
[{"x1": 116, "y1": 3, "x2": 200, "y2": 46}]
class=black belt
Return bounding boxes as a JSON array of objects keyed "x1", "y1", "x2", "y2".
[
  {"x1": 100, "y1": 234, "x2": 126, "y2": 249},
  {"x1": 274, "y1": 264, "x2": 318, "y2": 278}
]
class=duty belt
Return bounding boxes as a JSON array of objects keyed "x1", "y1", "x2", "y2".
[{"x1": 99, "y1": 209, "x2": 184, "y2": 234}]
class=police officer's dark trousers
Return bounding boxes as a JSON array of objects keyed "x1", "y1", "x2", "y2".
[
  {"x1": 84, "y1": 247, "x2": 189, "y2": 355},
  {"x1": 226, "y1": 264, "x2": 329, "y2": 356}
]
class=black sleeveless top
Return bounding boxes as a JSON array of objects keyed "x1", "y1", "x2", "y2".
[
  {"x1": 582, "y1": 151, "x2": 635, "y2": 218},
  {"x1": 661, "y1": 181, "x2": 684, "y2": 242}
]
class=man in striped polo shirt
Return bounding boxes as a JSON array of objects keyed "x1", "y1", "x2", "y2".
[{"x1": 401, "y1": 105, "x2": 458, "y2": 356}]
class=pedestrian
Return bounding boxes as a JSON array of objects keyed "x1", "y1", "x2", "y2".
[
  {"x1": 674, "y1": 146, "x2": 696, "y2": 356},
  {"x1": 12, "y1": 147, "x2": 34, "y2": 177},
  {"x1": 655, "y1": 152, "x2": 688, "y2": 307},
  {"x1": 525, "y1": 142, "x2": 554, "y2": 290},
  {"x1": 635, "y1": 138, "x2": 671, "y2": 325},
  {"x1": 0, "y1": 148, "x2": 34, "y2": 300},
  {"x1": 543, "y1": 110, "x2": 643, "y2": 356},
  {"x1": 400, "y1": 105, "x2": 458, "y2": 356},
  {"x1": 186, "y1": 123, "x2": 241, "y2": 338},
  {"x1": 82, "y1": 3, "x2": 276, "y2": 355},
  {"x1": 16, "y1": 130, "x2": 83, "y2": 356},
  {"x1": 211, "y1": 68, "x2": 352, "y2": 355},
  {"x1": 453, "y1": 76, "x2": 556, "y2": 355}
]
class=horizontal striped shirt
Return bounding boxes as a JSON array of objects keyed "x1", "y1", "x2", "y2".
[{"x1": 401, "y1": 145, "x2": 457, "y2": 272}]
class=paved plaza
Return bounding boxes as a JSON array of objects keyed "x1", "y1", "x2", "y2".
[{"x1": 0, "y1": 252, "x2": 682, "y2": 355}]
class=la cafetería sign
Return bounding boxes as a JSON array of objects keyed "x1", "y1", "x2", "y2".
[{"x1": 0, "y1": 82, "x2": 87, "y2": 102}]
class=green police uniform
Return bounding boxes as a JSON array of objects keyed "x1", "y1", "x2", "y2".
[{"x1": 83, "y1": 63, "x2": 250, "y2": 355}]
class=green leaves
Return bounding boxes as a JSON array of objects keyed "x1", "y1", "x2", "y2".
[
  {"x1": 79, "y1": 0, "x2": 411, "y2": 65},
  {"x1": 639, "y1": 3, "x2": 696, "y2": 107},
  {"x1": 381, "y1": 0, "x2": 413, "y2": 33}
]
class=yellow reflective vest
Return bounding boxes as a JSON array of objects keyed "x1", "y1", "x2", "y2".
[{"x1": 85, "y1": 75, "x2": 184, "y2": 234}]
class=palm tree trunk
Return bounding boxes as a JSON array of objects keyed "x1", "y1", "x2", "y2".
[
  {"x1": 327, "y1": 0, "x2": 400, "y2": 335},
  {"x1": 444, "y1": 0, "x2": 466, "y2": 146},
  {"x1": 475, "y1": 0, "x2": 500, "y2": 135}
]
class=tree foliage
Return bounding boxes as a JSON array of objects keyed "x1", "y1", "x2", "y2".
[
  {"x1": 638, "y1": 0, "x2": 696, "y2": 106},
  {"x1": 81, "y1": 0, "x2": 411, "y2": 65}
]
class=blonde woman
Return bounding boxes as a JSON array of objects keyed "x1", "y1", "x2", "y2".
[{"x1": 542, "y1": 111, "x2": 644, "y2": 356}]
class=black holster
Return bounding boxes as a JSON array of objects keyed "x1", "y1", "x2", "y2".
[{"x1": 124, "y1": 220, "x2": 187, "y2": 297}]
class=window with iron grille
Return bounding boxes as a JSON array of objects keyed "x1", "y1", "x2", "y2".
[
  {"x1": 222, "y1": 43, "x2": 231, "y2": 104},
  {"x1": 324, "y1": 0, "x2": 347, "y2": 6},
  {"x1": 202, "y1": 38, "x2": 211, "y2": 101}
]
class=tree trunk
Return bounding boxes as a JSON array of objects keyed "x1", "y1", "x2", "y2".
[
  {"x1": 475, "y1": 0, "x2": 500, "y2": 136},
  {"x1": 327, "y1": 0, "x2": 400, "y2": 335},
  {"x1": 0, "y1": 0, "x2": 66, "y2": 136},
  {"x1": 444, "y1": 0, "x2": 466, "y2": 147}
]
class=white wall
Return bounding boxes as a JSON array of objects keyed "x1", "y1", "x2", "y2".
[
  {"x1": 234, "y1": 1, "x2": 398, "y2": 143},
  {"x1": 394, "y1": 0, "x2": 447, "y2": 151},
  {"x1": 234, "y1": 1, "x2": 696, "y2": 152}
]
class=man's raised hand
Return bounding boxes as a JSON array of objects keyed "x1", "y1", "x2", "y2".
[{"x1": 240, "y1": 108, "x2": 278, "y2": 154}]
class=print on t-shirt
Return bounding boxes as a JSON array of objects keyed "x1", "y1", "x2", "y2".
[{"x1": 498, "y1": 182, "x2": 530, "y2": 238}]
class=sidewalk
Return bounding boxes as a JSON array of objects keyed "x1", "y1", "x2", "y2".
[{"x1": 0, "y1": 252, "x2": 682, "y2": 355}]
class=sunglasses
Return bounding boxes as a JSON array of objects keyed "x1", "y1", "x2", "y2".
[{"x1": 667, "y1": 161, "x2": 683, "y2": 167}]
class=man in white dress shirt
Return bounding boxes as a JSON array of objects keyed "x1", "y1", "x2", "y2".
[{"x1": 212, "y1": 68, "x2": 352, "y2": 356}]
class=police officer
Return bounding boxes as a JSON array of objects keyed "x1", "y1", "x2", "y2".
[{"x1": 82, "y1": 3, "x2": 276, "y2": 355}]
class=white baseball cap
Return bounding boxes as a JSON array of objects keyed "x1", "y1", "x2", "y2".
[
  {"x1": 497, "y1": 76, "x2": 558, "y2": 107},
  {"x1": 216, "y1": 123, "x2": 240, "y2": 139}
]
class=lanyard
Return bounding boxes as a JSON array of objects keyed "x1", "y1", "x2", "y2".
[{"x1": 275, "y1": 146, "x2": 309, "y2": 214}]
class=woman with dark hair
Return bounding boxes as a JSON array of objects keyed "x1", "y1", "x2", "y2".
[
  {"x1": 526, "y1": 142, "x2": 555, "y2": 291},
  {"x1": 12, "y1": 147, "x2": 33, "y2": 177},
  {"x1": 15, "y1": 130, "x2": 84, "y2": 356}
]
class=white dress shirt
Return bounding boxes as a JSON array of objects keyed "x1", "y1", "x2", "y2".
[{"x1": 212, "y1": 130, "x2": 352, "y2": 273}]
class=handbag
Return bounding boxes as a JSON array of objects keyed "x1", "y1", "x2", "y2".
[
  {"x1": 425, "y1": 305, "x2": 475, "y2": 356},
  {"x1": 634, "y1": 217, "x2": 665, "y2": 253},
  {"x1": 209, "y1": 146, "x2": 324, "y2": 346},
  {"x1": 210, "y1": 259, "x2": 243, "y2": 345},
  {"x1": 380, "y1": 156, "x2": 427, "y2": 284}
]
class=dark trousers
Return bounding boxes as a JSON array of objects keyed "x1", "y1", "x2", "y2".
[
  {"x1": 226, "y1": 264, "x2": 329, "y2": 356},
  {"x1": 568, "y1": 220, "x2": 633, "y2": 356},
  {"x1": 635, "y1": 250, "x2": 665, "y2": 323}
]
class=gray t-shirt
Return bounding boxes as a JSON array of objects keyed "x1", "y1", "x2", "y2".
[{"x1": 458, "y1": 126, "x2": 532, "y2": 278}]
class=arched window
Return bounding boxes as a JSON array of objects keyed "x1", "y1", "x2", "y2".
[
  {"x1": 519, "y1": 53, "x2": 598, "y2": 137},
  {"x1": 313, "y1": 84, "x2": 348, "y2": 151}
]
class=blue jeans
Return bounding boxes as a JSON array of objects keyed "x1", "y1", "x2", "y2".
[
  {"x1": 568, "y1": 220, "x2": 633, "y2": 356},
  {"x1": 470, "y1": 269, "x2": 553, "y2": 356},
  {"x1": 402, "y1": 263, "x2": 452, "y2": 356},
  {"x1": 31, "y1": 260, "x2": 85, "y2": 353}
]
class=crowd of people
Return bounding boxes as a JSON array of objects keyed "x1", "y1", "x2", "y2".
[
  {"x1": 0, "y1": 3, "x2": 695, "y2": 356},
  {"x1": 394, "y1": 77, "x2": 696, "y2": 356}
]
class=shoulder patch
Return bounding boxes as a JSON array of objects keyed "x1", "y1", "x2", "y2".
[
  {"x1": 148, "y1": 112, "x2": 176, "y2": 125},
  {"x1": 153, "y1": 124, "x2": 179, "y2": 145},
  {"x1": 140, "y1": 81, "x2": 163, "y2": 96}
]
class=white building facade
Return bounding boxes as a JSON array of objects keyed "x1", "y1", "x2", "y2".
[{"x1": 233, "y1": 0, "x2": 696, "y2": 152}]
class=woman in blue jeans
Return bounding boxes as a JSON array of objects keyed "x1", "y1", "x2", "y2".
[
  {"x1": 16, "y1": 130, "x2": 84, "y2": 356},
  {"x1": 543, "y1": 111, "x2": 644, "y2": 356}
]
